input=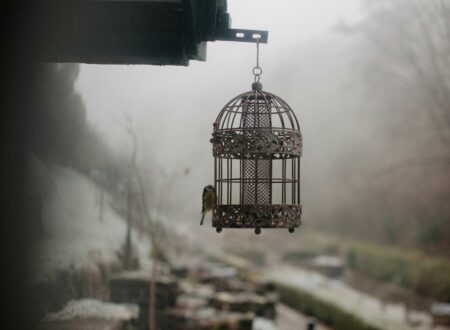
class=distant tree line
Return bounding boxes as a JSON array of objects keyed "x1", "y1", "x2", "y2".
[
  {"x1": 29, "y1": 63, "x2": 124, "y2": 190},
  {"x1": 315, "y1": 0, "x2": 450, "y2": 256}
]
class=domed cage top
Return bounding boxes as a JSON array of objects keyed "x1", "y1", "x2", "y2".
[{"x1": 211, "y1": 88, "x2": 302, "y2": 233}]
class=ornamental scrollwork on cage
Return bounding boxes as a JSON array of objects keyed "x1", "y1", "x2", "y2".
[
  {"x1": 211, "y1": 129, "x2": 302, "y2": 159},
  {"x1": 212, "y1": 204, "x2": 302, "y2": 228}
]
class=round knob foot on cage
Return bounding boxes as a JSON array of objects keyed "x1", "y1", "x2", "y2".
[
  {"x1": 216, "y1": 227, "x2": 222, "y2": 233},
  {"x1": 289, "y1": 227, "x2": 295, "y2": 233},
  {"x1": 255, "y1": 227, "x2": 261, "y2": 235}
]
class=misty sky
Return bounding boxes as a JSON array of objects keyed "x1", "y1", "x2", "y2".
[
  {"x1": 75, "y1": 0, "x2": 365, "y2": 230},
  {"x1": 77, "y1": 0, "x2": 363, "y2": 138}
]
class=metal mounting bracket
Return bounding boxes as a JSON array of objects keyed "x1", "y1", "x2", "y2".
[{"x1": 214, "y1": 29, "x2": 269, "y2": 43}]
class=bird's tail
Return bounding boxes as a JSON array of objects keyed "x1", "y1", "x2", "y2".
[{"x1": 200, "y1": 212, "x2": 206, "y2": 225}]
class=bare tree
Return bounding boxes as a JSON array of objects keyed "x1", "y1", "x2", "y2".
[
  {"x1": 116, "y1": 114, "x2": 187, "y2": 330},
  {"x1": 356, "y1": 0, "x2": 450, "y2": 150},
  {"x1": 325, "y1": 0, "x2": 450, "y2": 249}
]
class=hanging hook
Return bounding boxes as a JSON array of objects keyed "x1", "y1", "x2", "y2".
[
  {"x1": 256, "y1": 35, "x2": 260, "y2": 68},
  {"x1": 252, "y1": 35, "x2": 263, "y2": 90}
]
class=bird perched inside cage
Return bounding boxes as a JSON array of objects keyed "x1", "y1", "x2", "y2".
[{"x1": 200, "y1": 185, "x2": 217, "y2": 225}]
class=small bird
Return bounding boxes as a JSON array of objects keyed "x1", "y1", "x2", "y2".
[{"x1": 200, "y1": 185, "x2": 217, "y2": 225}]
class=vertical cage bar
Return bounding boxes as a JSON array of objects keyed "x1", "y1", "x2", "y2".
[
  {"x1": 297, "y1": 157, "x2": 301, "y2": 204},
  {"x1": 226, "y1": 158, "x2": 230, "y2": 204},
  {"x1": 219, "y1": 158, "x2": 223, "y2": 204},
  {"x1": 269, "y1": 160, "x2": 273, "y2": 203},
  {"x1": 254, "y1": 158, "x2": 258, "y2": 204},
  {"x1": 292, "y1": 158, "x2": 295, "y2": 204},
  {"x1": 214, "y1": 156, "x2": 217, "y2": 200},
  {"x1": 240, "y1": 159, "x2": 243, "y2": 205},
  {"x1": 281, "y1": 159, "x2": 284, "y2": 204},
  {"x1": 230, "y1": 159, "x2": 233, "y2": 204},
  {"x1": 282, "y1": 158, "x2": 286, "y2": 204}
]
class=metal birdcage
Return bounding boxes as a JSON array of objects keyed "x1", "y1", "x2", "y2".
[{"x1": 211, "y1": 81, "x2": 302, "y2": 234}]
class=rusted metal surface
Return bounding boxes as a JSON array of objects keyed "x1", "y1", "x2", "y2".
[
  {"x1": 211, "y1": 129, "x2": 302, "y2": 159},
  {"x1": 213, "y1": 205, "x2": 302, "y2": 228},
  {"x1": 211, "y1": 88, "x2": 302, "y2": 233}
]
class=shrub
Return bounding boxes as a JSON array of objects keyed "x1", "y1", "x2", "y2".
[
  {"x1": 346, "y1": 242, "x2": 450, "y2": 302},
  {"x1": 275, "y1": 283, "x2": 381, "y2": 330}
]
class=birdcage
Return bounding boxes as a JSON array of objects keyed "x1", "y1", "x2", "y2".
[{"x1": 211, "y1": 82, "x2": 302, "y2": 234}]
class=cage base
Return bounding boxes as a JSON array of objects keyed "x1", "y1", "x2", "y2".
[{"x1": 212, "y1": 204, "x2": 302, "y2": 229}]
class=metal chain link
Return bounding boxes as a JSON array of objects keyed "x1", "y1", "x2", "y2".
[{"x1": 252, "y1": 36, "x2": 263, "y2": 82}]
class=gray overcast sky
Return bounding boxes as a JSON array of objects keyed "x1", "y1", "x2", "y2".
[
  {"x1": 228, "y1": 0, "x2": 362, "y2": 47},
  {"x1": 77, "y1": 0, "x2": 362, "y2": 140}
]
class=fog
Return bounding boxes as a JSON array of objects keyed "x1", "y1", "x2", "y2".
[
  {"x1": 6, "y1": 1, "x2": 449, "y2": 328},
  {"x1": 74, "y1": 0, "x2": 450, "y2": 250},
  {"x1": 75, "y1": 0, "x2": 365, "y2": 235},
  {"x1": 66, "y1": 0, "x2": 450, "y2": 270}
]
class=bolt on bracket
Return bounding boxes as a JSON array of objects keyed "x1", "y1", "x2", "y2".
[{"x1": 214, "y1": 29, "x2": 269, "y2": 43}]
